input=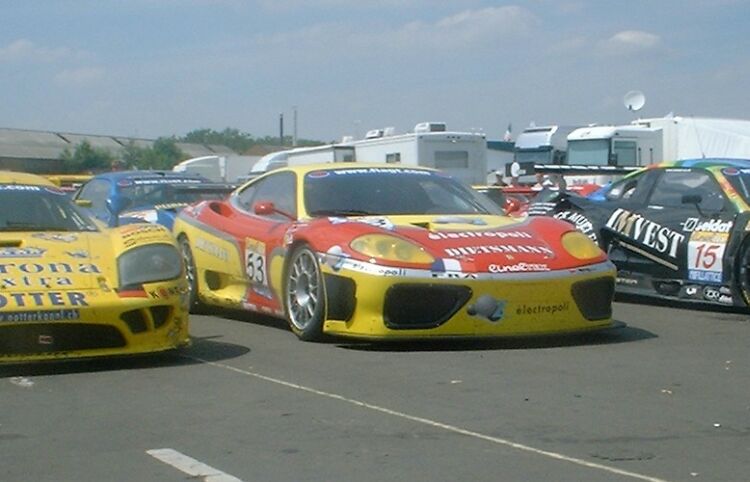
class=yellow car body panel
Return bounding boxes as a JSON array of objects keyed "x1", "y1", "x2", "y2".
[{"x1": 0, "y1": 172, "x2": 189, "y2": 363}]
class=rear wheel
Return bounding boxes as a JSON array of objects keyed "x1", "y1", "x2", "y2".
[
  {"x1": 178, "y1": 235, "x2": 203, "y2": 312},
  {"x1": 284, "y1": 245, "x2": 326, "y2": 341}
]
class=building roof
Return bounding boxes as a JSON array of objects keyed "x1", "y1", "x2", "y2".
[{"x1": 0, "y1": 127, "x2": 239, "y2": 162}]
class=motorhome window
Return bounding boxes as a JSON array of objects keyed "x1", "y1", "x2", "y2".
[
  {"x1": 434, "y1": 151, "x2": 469, "y2": 169},
  {"x1": 567, "y1": 139, "x2": 609, "y2": 166},
  {"x1": 385, "y1": 153, "x2": 401, "y2": 164},
  {"x1": 613, "y1": 141, "x2": 637, "y2": 166},
  {"x1": 515, "y1": 150, "x2": 553, "y2": 164}
]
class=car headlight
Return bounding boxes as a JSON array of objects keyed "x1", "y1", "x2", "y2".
[
  {"x1": 350, "y1": 234, "x2": 435, "y2": 264},
  {"x1": 561, "y1": 231, "x2": 602, "y2": 260},
  {"x1": 118, "y1": 244, "x2": 183, "y2": 288}
]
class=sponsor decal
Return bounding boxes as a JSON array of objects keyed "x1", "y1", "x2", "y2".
[
  {"x1": 329, "y1": 217, "x2": 395, "y2": 231},
  {"x1": 65, "y1": 250, "x2": 89, "y2": 259},
  {"x1": 32, "y1": 233, "x2": 78, "y2": 243},
  {"x1": 0, "y1": 262, "x2": 100, "y2": 275},
  {"x1": 443, "y1": 244, "x2": 554, "y2": 258},
  {"x1": 132, "y1": 178, "x2": 202, "y2": 186},
  {"x1": 687, "y1": 230, "x2": 728, "y2": 284},
  {"x1": 331, "y1": 167, "x2": 431, "y2": 176},
  {"x1": 718, "y1": 295, "x2": 733, "y2": 305},
  {"x1": 432, "y1": 216, "x2": 487, "y2": 225},
  {"x1": 153, "y1": 202, "x2": 189, "y2": 210},
  {"x1": 684, "y1": 285, "x2": 700, "y2": 297},
  {"x1": 120, "y1": 223, "x2": 168, "y2": 247},
  {"x1": 195, "y1": 238, "x2": 229, "y2": 262},
  {"x1": 428, "y1": 230, "x2": 532, "y2": 241},
  {"x1": 467, "y1": 295, "x2": 506, "y2": 322},
  {"x1": 681, "y1": 218, "x2": 733, "y2": 233},
  {"x1": 616, "y1": 277, "x2": 639, "y2": 286},
  {"x1": 488, "y1": 262, "x2": 550, "y2": 273},
  {"x1": 431, "y1": 271, "x2": 476, "y2": 279},
  {"x1": 605, "y1": 208, "x2": 685, "y2": 258},
  {"x1": 0, "y1": 291, "x2": 88, "y2": 309},
  {"x1": 702, "y1": 286, "x2": 721, "y2": 302},
  {"x1": 244, "y1": 238, "x2": 268, "y2": 287},
  {"x1": 325, "y1": 245, "x2": 347, "y2": 271},
  {"x1": 0, "y1": 309, "x2": 81, "y2": 323},
  {"x1": 553, "y1": 211, "x2": 598, "y2": 243},
  {"x1": 516, "y1": 302, "x2": 569, "y2": 316},
  {"x1": 147, "y1": 286, "x2": 183, "y2": 299},
  {"x1": 0, "y1": 247, "x2": 45, "y2": 258},
  {"x1": 0, "y1": 185, "x2": 42, "y2": 191}
]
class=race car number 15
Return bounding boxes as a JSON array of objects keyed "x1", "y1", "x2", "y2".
[{"x1": 245, "y1": 238, "x2": 267, "y2": 286}]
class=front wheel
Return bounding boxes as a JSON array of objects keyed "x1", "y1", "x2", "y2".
[
  {"x1": 284, "y1": 245, "x2": 326, "y2": 341},
  {"x1": 736, "y1": 239, "x2": 750, "y2": 307},
  {"x1": 178, "y1": 235, "x2": 204, "y2": 312}
]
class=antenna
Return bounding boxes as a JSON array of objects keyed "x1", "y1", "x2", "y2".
[{"x1": 623, "y1": 90, "x2": 646, "y2": 112}]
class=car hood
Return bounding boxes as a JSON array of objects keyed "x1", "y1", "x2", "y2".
[
  {"x1": 314, "y1": 214, "x2": 586, "y2": 271},
  {"x1": 0, "y1": 231, "x2": 117, "y2": 292}
]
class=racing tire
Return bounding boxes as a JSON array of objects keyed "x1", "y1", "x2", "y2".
[
  {"x1": 178, "y1": 235, "x2": 204, "y2": 313},
  {"x1": 284, "y1": 245, "x2": 326, "y2": 341},
  {"x1": 736, "y1": 239, "x2": 750, "y2": 307}
]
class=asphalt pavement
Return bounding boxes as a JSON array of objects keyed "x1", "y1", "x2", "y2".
[{"x1": 1, "y1": 300, "x2": 748, "y2": 482}]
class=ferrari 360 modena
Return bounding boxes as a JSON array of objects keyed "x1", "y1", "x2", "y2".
[{"x1": 174, "y1": 164, "x2": 617, "y2": 341}]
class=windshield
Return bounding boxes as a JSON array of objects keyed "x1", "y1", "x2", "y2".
[
  {"x1": 120, "y1": 178, "x2": 206, "y2": 207},
  {"x1": 567, "y1": 139, "x2": 610, "y2": 166},
  {"x1": 0, "y1": 185, "x2": 98, "y2": 232},
  {"x1": 304, "y1": 168, "x2": 501, "y2": 217},
  {"x1": 515, "y1": 149, "x2": 552, "y2": 164}
]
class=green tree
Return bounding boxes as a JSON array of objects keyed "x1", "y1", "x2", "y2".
[
  {"x1": 59, "y1": 141, "x2": 114, "y2": 173},
  {"x1": 129, "y1": 137, "x2": 185, "y2": 170}
]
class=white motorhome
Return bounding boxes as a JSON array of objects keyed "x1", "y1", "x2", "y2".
[
  {"x1": 514, "y1": 125, "x2": 581, "y2": 165},
  {"x1": 351, "y1": 122, "x2": 487, "y2": 185},
  {"x1": 284, "y1": 144, "x2": 356, "y2": 165},
  {"x1": 252, "y1": 122, "x2": 488, "y2": 186},
  {"x1": 566, "y1": 116, "x2": 750, "y2": 168},
  {"x1": 172, "y1": 155, "x2": 259, "y2": 182}
]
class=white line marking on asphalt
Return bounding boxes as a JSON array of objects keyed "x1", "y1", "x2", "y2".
[
  {"x1": 186, "y1": 356, "x2": 670, "y2": 482},
  {"x1": 147, "y1": 448, "x2": 243, "y2": 482}
]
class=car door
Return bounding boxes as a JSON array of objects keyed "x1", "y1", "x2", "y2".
[
  {"x1": 604, "y1": 168, "x2": 733, "y2": 283},
  {"x1": 220, "y1": 171, "x2": 298, "y2": 311}
]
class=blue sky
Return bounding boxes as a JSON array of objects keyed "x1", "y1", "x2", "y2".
[{"x1": 1, "y1": 0, "x2": 748, "y2": 143}]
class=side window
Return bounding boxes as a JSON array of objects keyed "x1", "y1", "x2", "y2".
[
  {"x1": 237, "y1": 172, "x2": 297, "y2": 219},
  {"x1": 77, "y1": 179, "x2": 111, "y2": 217},
  {"x1": 605, "y1": 170, "x2": 658, "y2": 203},
  {"x1": 648, "y1": 170, "x2": 725, "y2": 211}
]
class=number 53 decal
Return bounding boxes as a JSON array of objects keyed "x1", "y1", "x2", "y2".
[{"x1": 245, "y1": 238, "x2": 268, "y2": 286}]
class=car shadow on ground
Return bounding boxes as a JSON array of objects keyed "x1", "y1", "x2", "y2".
[
  {"x1": 0, "y1": 337, "x2": 250, "y2": 378},
  {"x1": 337, "y1": 322, "x2": 656, "y2": 352},
  {"x1": 616, "y1": 293, "x2": 750, "y2": 319}
]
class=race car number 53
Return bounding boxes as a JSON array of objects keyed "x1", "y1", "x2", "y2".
[{"x1": 245, "y1": 238, "x2": 267, "y2": 286}]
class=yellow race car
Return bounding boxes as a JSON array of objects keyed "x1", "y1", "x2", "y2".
[
  {"x1": 0, "y1": 171, "x2": 189, "y2": 363},
  {"x1": 174, "y1": 164, "x2": 616, "y2": 342}
]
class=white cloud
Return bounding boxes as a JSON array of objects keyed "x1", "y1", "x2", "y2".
[
  {"x1": 0, "y1": 39, "x2": 85, "y2": 63},
  {"x1": 254, "y1": 6, "x2": 537, "y2": 61},
  {"x1": 54, "y1": 67, "x2": 105, "y2": 86},
  {"x1": 599, "y1": 30, "x2": 662, "y2": 56}
]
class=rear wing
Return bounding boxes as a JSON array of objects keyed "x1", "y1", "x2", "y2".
[{"x1": 533, "y1": 164, "x2": 641, "y2": 175}]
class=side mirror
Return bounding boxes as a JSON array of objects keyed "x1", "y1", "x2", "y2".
[
  {"x1": 253, "y1": 200, "x2": 295, "y2": 221},
  {"x1": 253, "y1": 201, "x2": 275, "y2": 215},
  {"x1": 504, "y1": 197, "x2": 521, "y2": 214},
  {"x1": 682, "y1": 193, "x2": 702, "y2": 205}
]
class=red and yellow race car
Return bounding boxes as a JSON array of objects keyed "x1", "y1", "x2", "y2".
[
  {"x1": 174, "y1": 164, "x2": 616, "y2": 341},
  {"x1": 0, "y1": 171, "x2": 189, "y2": 362}
]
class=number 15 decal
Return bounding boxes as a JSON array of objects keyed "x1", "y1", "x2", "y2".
[
  {"x1": 688, "y1": 241, "x2": 725, "y2": 273},
  {"x1": 245, "y1": 238, "x2": 268, "y2": 286}
]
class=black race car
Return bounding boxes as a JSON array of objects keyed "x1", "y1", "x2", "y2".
[{"x1": 528, "y1": 158, "x2": 750, "y2": 309}]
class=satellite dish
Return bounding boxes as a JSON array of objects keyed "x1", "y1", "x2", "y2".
[{"x1": 623, "y1": 90, "x2": 646, "y2": 112}]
